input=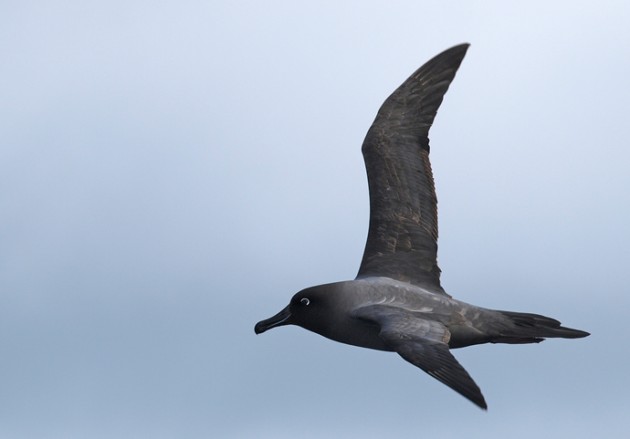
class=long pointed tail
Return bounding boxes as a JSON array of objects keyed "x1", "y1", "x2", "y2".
[{"x1": 493, "y1": 310, "x2": 590, "y2": 344}]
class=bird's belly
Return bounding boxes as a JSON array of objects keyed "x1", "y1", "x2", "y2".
[{"x1": 318, "y1": 320, "x2": 394, "y2": 352}]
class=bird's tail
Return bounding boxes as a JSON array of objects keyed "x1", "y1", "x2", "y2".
[{"x1": 491, "y1": 310, "x2": 590, "y2": 344}]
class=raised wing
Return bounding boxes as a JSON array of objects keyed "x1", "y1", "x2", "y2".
[
  {"x1": 353, "y1": 304, "x2": 487, "y2": 409},
  {"x1": 357, "y1": 44, "x2": 469, "y2": 294}
]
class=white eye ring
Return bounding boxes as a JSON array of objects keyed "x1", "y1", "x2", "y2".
[{"x1": 300, "y1": 298, "x2": 310, "y2": 306}]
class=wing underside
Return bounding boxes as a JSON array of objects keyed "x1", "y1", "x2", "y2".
[{"x1": 353, "y1": 304, "x2": 487, "y2": 409}]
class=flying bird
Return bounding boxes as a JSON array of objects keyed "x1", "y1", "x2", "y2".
[{"x1": 254, "y1": 43, "x2": 589, "y2": 409}]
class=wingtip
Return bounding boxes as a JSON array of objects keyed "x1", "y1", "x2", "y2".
[
  {"x1": 477, "y1": 397, "x2": 488, "y2": 411},
  {"x1": 466, "y1": 385, "x2": 488, "y2": 410},
  {"x1": 413, "y1": 43, "x2": 470, "y2": 83},
  {"x1": 452, "y1": 42, "x2": 471, "y2": 50},
  {"x1": 439, "y1": 42, "x2": 471, "y2": 62},
  {"x1": 443, "y1": 42, "x2": 470, "y2": 54}
]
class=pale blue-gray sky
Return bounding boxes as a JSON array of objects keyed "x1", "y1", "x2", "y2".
[{"x1": 1, "y1": 1, "x2": 629, "y2": 438}]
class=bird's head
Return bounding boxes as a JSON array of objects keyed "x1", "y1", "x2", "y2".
[{"x1": 254, "y1": 286, "x2": 334, "y2": 335}]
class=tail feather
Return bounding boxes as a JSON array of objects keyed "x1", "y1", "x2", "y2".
[{"x1": 493, "y1": 310, "x2": 590, "y2": 344}]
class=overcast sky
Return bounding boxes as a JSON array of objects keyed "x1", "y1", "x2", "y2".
[{"x1": 1, "y1": 1, "x2": 629, "y2": 438}]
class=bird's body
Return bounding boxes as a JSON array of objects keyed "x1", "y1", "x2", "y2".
[
  {"x1": 281, "y1": 277, "x2": 488, "y2": 352},
  {"x1": 275, "y1": 277, "x2": 585, "y2": 352},
  {"x1": 255, "y1": 43, "x2": 589, "y2": 409}
]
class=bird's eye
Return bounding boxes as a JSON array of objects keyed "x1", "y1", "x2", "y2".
[{"x1": 300, "y1": 298, "x2": 310, "y2": 306}]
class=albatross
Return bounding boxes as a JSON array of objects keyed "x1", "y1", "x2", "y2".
[{"x1": 254, "y1": 43, "x2": 589, "y2": 409}]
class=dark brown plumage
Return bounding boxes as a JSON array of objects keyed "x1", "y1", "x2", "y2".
[
  {"x1": 358, "y1": 45, "x2": 468, "y2": 293},
  {"x1": 255, "y1": 44, "x2": 589, "y2": 410}
]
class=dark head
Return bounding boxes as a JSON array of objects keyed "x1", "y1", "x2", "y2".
[{"x1": 254, "y1": 287, "x2": 333, "y2": 335}]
